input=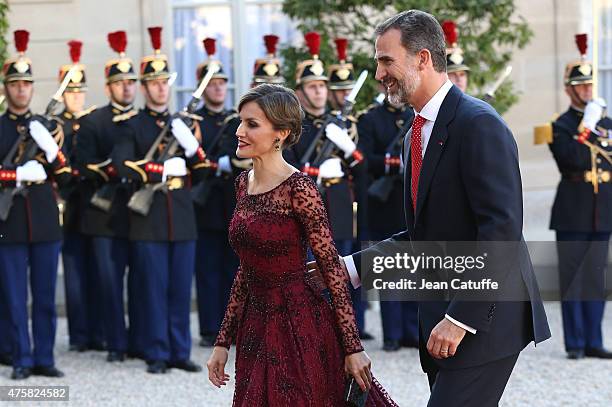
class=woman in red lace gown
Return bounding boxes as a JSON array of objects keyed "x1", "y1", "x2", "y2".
[{"x1": 206, "y1": 84, "x2": 398, "y2": 406}]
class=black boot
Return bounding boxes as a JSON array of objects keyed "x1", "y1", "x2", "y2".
[
  {"x1": 11, "y1": 367, "x2": 31, "y2": 380},
  {"x1": 146, "y1": 360, "x2": 167, "y2": 374},
  {"x1": 31, "y1": 365, "x2": 64, "y2": 377},
  {"x1": 168, "y1": 360, "x2": 202, "y2": 372}
]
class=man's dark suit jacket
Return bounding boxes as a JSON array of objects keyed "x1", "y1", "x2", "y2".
[{"x1": 353, "y1": 85, "x2": 551, "y2": 372}]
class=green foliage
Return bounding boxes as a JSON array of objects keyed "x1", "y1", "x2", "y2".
[
  {"x1": 0, "y1": 2, "x2": 8, "y2": 111},
  {"x1": 281, "y1": 0, "x2": 532, "y2": 114}
]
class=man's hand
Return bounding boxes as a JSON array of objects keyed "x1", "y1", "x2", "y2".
[{"x1": 427, "y1": 318, "x2": 466, "y2": 359}]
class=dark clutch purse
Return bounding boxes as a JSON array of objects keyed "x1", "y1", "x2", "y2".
[{"x1": 345, "y1": 377, "x2": 369, "y2": 407}]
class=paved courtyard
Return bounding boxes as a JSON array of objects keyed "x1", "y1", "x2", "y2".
[{"x1": 1, "y1": 302, "x2": 611, "y2": 406}]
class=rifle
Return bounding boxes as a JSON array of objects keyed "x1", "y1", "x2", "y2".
[
  {"x1": 88, "y1": 158, "x2": 117, "y2": 212},
  {"x1": 127, "y1": 65, "x2": 219, "y2": 216},
  {"x1": 301, "y1": 70, "x2": 368, "y2": 170},
  {"x1": 482, "y1": 66, "x2": 512, "y2": 103},
  {"x1": 190, "y1": 114, "x2": 237, "y2": 206},
  {"x1": 367, "y1": 116, "x2": 413, "y2": 202},
  {"x1": 0, "y1": 66, "x2": 77, "y2": 221}
]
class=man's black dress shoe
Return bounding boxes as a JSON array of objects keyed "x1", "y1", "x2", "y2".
[
  {"x1": 383, "y1": 340, "x2": 401, "y2": 352},
  {"x1": 31, "y1": 366, "x2": 64, "y2": 377},
  {"x1": 11, "y1": 367, "x2": 30, "y2": 380},
  {"x1": 567, "y1": 349, "x2": 585, "y2": 360},
  {"x1": 359, "y1": 331, "x2": 375, "y2": 340},
  {"x1": 169, "y1": 360, "x2": 202, "y2": 372},
  {"x1": 146, "y1": 360, "x2": 167, "y2": 374},
  {"x1": 585, "y1": 347, "x2": 612, "y2": 359},
  {"x1": 0, "y1": 353, "x2": 12, "y2": 366},
  {"x1": 107, "y1": 351, "x2": 126, "y2": 362}
]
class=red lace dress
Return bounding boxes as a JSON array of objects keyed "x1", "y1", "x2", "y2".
[{"x1": 215, "y1": 171, "x2": 398, "y2": 406}]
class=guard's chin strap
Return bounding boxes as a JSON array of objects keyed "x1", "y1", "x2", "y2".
[
  {"x1": 299, "y1": 85, "x2": 318, "y2": 113},
  {"x1": 332, "y1": 92, "x2": 344, "y2": 111},
  {"x1": 569, "y1": 85, "x2": 588, "y2": 108}
]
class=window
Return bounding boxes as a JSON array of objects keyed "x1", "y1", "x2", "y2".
[
  {"x1": 597, "y1": 1, "x2": 612, "y2": 105},
  {"x1": 172, "y1": 0, "x2": 299, "y2": 109}
]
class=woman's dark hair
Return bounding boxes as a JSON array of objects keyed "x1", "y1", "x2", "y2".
[{"x1": 237, "y1": 84, "x2": 304, "y2": 148}]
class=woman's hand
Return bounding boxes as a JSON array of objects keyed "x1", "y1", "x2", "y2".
[
  {"x1": 345, "y1": 351, "x2": 372, "y2": 392},
  {"x1": 207, "y1": 346, "x2": 230, "y2": 388}
]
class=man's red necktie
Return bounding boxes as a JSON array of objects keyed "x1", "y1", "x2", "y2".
[{"x1": 410, "y1": 114, "x2": 426, "y2": 213}]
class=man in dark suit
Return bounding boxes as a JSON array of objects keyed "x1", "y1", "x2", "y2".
[{"x1": 328, "y1": 10, "x2": 551, "y2": 406}]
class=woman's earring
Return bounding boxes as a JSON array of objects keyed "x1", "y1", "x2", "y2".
[{"x1": 274, "y1": 138, "x2": 281, "y2": 151}]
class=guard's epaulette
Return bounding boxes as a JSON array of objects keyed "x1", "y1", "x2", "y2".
[
  {"x1": 74, "y1": 105, "x2": 98, "y2": 119},
  {"x1": 112, "y1": 109, "x2": 138, "y2": 123},
  {"x1": 533, "y1": 113, "x2": 559, "y2": 145},
  {"x1": 356, "y1": 104, "x2": 376, "y2": 120},
  {"x1": 179, "y1": 111, "x2": 204, "y2": 122},
  {"x1": 223, "y1": 112, "x2": 240, "y2": 125}
]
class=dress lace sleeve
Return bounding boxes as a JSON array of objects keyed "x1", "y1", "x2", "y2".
[
  {"x1": 290, "y1": 174, "x2": 364, "y2": 355},
  {"x1": 214, "y1": 171, "x2": 250, "y2": 349},
  {"x1": 214, "y1": 264, "x2": 248, "y2": 349}
]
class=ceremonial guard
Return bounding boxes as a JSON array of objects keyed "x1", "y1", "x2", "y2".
[
  {"x1": 357, "y1": 94, "x2": 418, "y2": 351},
  {"x1": 75, "y1": 31, "x2": 139, "y2": 363},
  {"x1": 113, "y1": 27, "x2": 206, "y2": 373},
  {"x1": 251, "y1": 34, "x2": 285, "y2": 87},
  {"x1": 286, "y1": 32, "x2": 329, "y2": 168},
  {"x1": 326, "y1": 37, "x2": 372, "y2": 339},
  {"x1": 0, "y1": 66, "x2": 10, "y2": 369},
  {"x1": 289, "y1": 33, "x2": 370, "y2": 338},
  {"x1": 442, "y1": 20, "x2": 469, "y2": 93},
  {"x1": 0, "y1": 30, "x2": 71, "y2": 379},
  {"x1": 192, "y1": 38, "x2": 242, "y2": 347},
  {"x1": 57, "y1": 40, "x2": 105, "y2": 353},
  {"x1": 544, "y1": 33, "x2": 612, "y2": 359}
]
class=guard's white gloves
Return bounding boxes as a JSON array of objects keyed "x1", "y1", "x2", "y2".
[
  {"x1": 16, "y1": 160, "x2": 47, "y2": 186},
  {"x1": 325, "y1": 123, "x2": 356, "y2": 159},
  {"x1": 582, "y1": 98, "x2": 606, "y2": 133},
  {"x1": 317, "y1": 157, "x2": 345, "y2": 183},
  {"x1": 162, "y1": 157, "x2": 187, "y2": 182},
  {"x1": 29, "y1": 120, "x2": 59, "y2": 162},
  {"x1": 215, "y1": 155, "x2": 232, "y2": 176},
  {"x1": 171, "y1": 118, "x2": 199, "y2": 158}
]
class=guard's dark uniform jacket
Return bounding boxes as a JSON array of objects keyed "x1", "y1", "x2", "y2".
[
  {"x1": 0, "y1": 110, "x2": 72, "y2": 243},
  {"x1": 549, "y1": 107, "x2": 612, "y2": 232},
  {"x1": 75, "y1": 103, "x2": 136, "y2": 238},
  {"x1": 193, "y1": 105, "x2": 244, "y2": 232},
  {"x1": 113, "y1": 107, "x2": 209, "y2": 242},
  {"x1": 357, "y1": 101, "x2": 414, "y2": 237},
  {"x1": 288, "y1": 110, "x2": 365, "y2": 241},
  {"x1": 59, "y1": 108, "x2": 95, "y2": 233}
]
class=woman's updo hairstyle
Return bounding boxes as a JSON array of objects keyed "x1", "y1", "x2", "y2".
[{"x1": 237, "y1": 84, "x2": 304, "y2": 149}]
